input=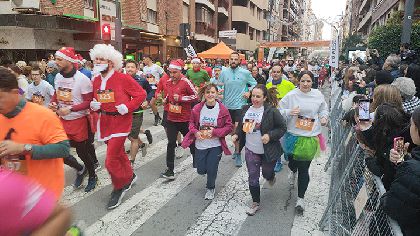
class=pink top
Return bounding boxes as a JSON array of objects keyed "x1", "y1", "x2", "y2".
[{"x1": 0, "y1": 170, "x2": 55, "y2": 236}]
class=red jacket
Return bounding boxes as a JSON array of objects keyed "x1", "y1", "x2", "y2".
[
  {"x1": 182, "y1": 101, "x2": 233, "y2": 155},
  {"x1": 165, "y1": 76, "x2": 197, "y2": 122},
  {"x1": 92, "y1": 71, "x2": 146, "y2": 141}
]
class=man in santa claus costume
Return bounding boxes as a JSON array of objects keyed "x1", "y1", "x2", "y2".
[
  {"x1": 89, "y1": 44, "x2": 146, "y2": 209},
  {"x1": 51, "y1": 47, "x2": 98, "y2": 193}
]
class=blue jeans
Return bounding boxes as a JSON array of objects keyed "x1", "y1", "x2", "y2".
[{"x1": 196, "y1": 146, "x2": 222, "y2": 189}]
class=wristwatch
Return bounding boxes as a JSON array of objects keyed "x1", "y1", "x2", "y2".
[{"x1": 24, "y1": 144, "x2": 33, "y2": 154}]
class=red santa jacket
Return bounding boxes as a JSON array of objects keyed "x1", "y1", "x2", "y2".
[
  {"x1": 165, "y1": 76, "x2": 197, "y2": 123},
  {"x1": 92, "y1": 70, "x2": 146, "y2": 141}
]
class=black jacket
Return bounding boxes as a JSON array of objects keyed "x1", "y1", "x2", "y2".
[
  {"x1": 235, "y1": 104, "x2": 287, "y2": 162},
  {"x1": 380, "y1": 146, "x2": 420, "y2": 236}
]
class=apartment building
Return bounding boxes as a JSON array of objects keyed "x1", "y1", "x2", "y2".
[
  {"x1": 0, "y1": 0, "x2": 232, "y2": 62},
  {"x1": 232, "y1": 0, "x2": 269, "y2": 53},
  {"x1": 279, "y1": 0, "x2": 303, "y2": 41}
]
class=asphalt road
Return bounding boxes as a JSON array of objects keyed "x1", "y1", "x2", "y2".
[{"x1": 64, "y1": 107, "x2": 299, "y2": 236}]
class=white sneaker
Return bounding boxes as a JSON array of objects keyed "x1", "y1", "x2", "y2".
[
  {"x1": 295, "y1": 197, "x2": 305, "y2": 215},
  {"x1": 175, "y1": 145, "x2": 184, "y2": 159},
  {"x1": 288, "y1": 170, "x2": 297, "y2": 187},
  {"x1": 246, "y1": 202, "x2": 260, "y2": 216},
  {"x1": 204, "y1": 188, "x2": 215, "y2": 200}
]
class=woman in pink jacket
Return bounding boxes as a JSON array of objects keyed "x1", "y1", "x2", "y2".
[{"x1": 182, "y1": 83, "x2": 233, "y2": 200}]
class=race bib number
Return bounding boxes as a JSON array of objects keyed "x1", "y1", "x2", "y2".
[
  {"x1": 1, "y1": 157, "x2": 27, "y2": 175},
  {"x1": 242, "y1": 119, "x2": 256, "y2": 134},
  {"x1": 57, "y1": 87, "x2": 72, "y2": 102},
  {"x1": 169, "y1": 104, "x2": 182, "y2": 114},
  {"x1": 295, "y1": 116, "x2": 315, "y2": 131},
  {"x1": 97, "y1": 90, "x2": 115, "y2": 103}
]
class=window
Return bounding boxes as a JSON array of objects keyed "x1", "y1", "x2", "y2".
[
  {"x1": 147, "y1": 9, "x2": 157, "y2": 24},
  {"x1": 196, "y1": 6, "x2": 213, "y2": 25},
  {"x1": 250, "y1": 3, "x2": 255, "y2": 16},
  {"x1": 183, "y1": 3, "x2": 189, "y2": 23}
]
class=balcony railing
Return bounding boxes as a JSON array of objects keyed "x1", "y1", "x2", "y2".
[
  {"x1": 195, "y1": 22, "x2": 216, "y2": 38},
  {"x1": 218, "y1": 0, "x2": 229, "y2": 11}
]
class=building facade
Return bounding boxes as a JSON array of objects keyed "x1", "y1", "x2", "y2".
[{"x1": 232, "y1": 0, "x2": 268, "y2": 53}]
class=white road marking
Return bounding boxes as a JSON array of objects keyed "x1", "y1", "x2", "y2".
[
  {"x1": 85, "y1": 157, "x2": 198, "y2": 235},
  {"x1": 62, "y1": 127, "x2": 166, "y2": 206}
]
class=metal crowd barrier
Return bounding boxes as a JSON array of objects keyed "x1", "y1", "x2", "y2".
[{"x1": 319, "y1": 82, "x2": 403, "y2": 236}]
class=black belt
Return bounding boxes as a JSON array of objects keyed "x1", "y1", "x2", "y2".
[{"x1": 99, "y1": 111, "x2": 121, "y2": 116}]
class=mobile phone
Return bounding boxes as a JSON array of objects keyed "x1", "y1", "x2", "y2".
[
  {"x1": 358, "y1": 99, "x2": 370, "y2": 121},
  {"x1": 394, "y1": 137, "x2": 405, "y2": 162}
]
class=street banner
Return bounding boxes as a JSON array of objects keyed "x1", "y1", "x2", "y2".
[
  {"x1": 184, "y1": 44, "x2": 197, "y2": 58},
  {"x1": 329, "y1": 37, "x2": 339, "y2": 68}
]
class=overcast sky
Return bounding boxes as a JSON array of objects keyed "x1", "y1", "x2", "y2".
[{"x1": 311, "y1": 0, "x2": 347, "y2": 39}]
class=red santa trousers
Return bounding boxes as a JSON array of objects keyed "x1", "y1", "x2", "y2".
[{"x1": 105, "y1": 136, "x2": 133, "y2": 190}]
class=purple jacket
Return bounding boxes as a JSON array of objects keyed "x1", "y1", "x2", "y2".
[{"x1": 182, "y1": 101, "x2": 233, "y2": 155}]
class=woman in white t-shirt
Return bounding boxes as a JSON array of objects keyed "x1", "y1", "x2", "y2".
[
  {"x1": 182, "y1": 84, "x2": 233, "y2": 200},
  {"x1": 232, "y1": 84, "x2": 287, "y2": 216}
]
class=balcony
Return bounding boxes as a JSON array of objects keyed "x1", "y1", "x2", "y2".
[
  {"x1": 359, "y1": 0, "x2": 370, "y2": 15},
  {"x1": 232, "y1": 5, "x2": 268, "y2": 31},
  {"x1": 218, "y1": 0, "x2": 229, "y2": 17},
  {"x1": 236, "y1": 32, "x2": 258, "y2": 51},
  {"x1": 196, "y1": 0, "x2": 216, "y2": 11},
  {"x1": 357, "y1": 11, "x2": 371, "y2": 31},
  {"x1": 195, "y1": 21, "x2": 216, "y2": 43}
]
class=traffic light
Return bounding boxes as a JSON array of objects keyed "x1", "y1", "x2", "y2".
[{"x1": 102, "y1": 23, "x2": 111, "y2": 42}]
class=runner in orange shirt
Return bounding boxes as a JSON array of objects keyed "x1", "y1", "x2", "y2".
[{"x1": 0, "y1": 67, "x2": 69, "y2": 199}]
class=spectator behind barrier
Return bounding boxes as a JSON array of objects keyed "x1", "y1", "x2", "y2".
[
  {"x1": 356, "y1": 103, "x2": 411, "y2": 190},
  {"x1": 381, "y1": 107, "x2": 420, "y2": 236},
  {"x1": 391, "y1": 77, "x2": 420, "y2": 114}
]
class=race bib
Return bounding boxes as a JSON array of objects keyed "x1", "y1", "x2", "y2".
[
  {"x1": 242, "y1": 119, "x2": 256, "y2": 133},
  {"x1": 199, "y1": 126, "x2": 213, "y2": 139},
  {"x1": 57, "y1": 87, "x2": 72, "y2": 102},
  {"x1": 295, "y1": 115, "x2": 315, "y2": 131},
  {"x1": 1, "y1": 156, "x2": 27, "y2": 175},
  {"x1": 97, "y1": 90, "x2": 115, "y2": 103},
  {"x1": 169, "y1": 104, "x2": 182, "y2": 114}
]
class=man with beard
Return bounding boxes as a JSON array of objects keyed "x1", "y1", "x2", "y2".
[
  {"x1": 219, "y1": 52, "x2": 257, "y2": 167},
  {"x1": 52, "y1": 47, "x2": 98, "y2": 192},
  {"x1": 283, "y1": 57, "x2": 296, "y2": 73},
  {"x1": 125, "y1": 59, "x2": 154, "y2": 166},
  {"x1": 89, "y1": 44, "x2": 146, "y2": 209}
]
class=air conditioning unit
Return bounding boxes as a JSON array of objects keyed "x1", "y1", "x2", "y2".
[{"x1": 11, "y1": 0, "x2": 40, "y2": 12}]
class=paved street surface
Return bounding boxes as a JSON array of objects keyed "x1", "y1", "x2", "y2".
[{"x1": 65, "y1": 83, "x2": 332, "y2": 236}]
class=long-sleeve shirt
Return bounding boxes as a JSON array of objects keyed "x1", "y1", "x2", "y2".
[
  {"x1": 165, "y1": 76, "x2": 197, "y2": 122},
  {"x1": 279, "y1": 89, "x2": 329, "y2": 137},
  {"x1": 219, "y1": 67, "x2": 257, "y2": 110}
]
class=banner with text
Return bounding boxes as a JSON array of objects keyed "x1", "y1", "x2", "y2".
[{"x1": 329, "y1": 37, "x2": 339, "y2": 68}]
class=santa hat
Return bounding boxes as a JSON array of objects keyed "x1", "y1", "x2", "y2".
[
  {"x1": 168, "y1": 59, "x2": 185, "y2": 71},
  {"x1": 55, "y1": 47, "x2": 78, "y2": 63},
  {"x1": 89, "y1": 44, "x2": 123, "y2": 70},
  {"x1": 191, "y1": 58, "x2": 201, "y2": 64}
]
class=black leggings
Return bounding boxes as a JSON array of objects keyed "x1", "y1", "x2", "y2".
[
  {"x1": 288, "y1": 157, "x2": 312, "y2": 198},
  {"x1": 64, "y1": 155, "x2": 83, "y2": 172},
  {"x1": 87, "y1": 119, "x2": 99, "y2": 164},
  {"x1": 69, "y1": 140, "x2": 96, "y2": 178},
  {"x1": 166, "y1": 121, "x2": 195, "y2": 171}
]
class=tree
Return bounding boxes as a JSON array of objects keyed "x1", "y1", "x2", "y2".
[{"x1": 367, "y1": 23, "x2": 420, "y2": 60}]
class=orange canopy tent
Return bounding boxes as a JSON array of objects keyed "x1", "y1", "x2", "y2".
[{"x1": 197, "y1": 42, "x2": 245, "y2": 60}]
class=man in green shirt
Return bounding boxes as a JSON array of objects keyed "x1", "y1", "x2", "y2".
[{"x1": 186, "y1": 58, "x2": 210, "y2": 88}]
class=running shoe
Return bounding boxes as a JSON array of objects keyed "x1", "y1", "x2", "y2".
[
  {"x1": 74, "y1": 166, "x2": 87, "y2": 189},
  {"x1": 274, "y1": 160, "x2": 283, "y2": 173},
  {"x1": 160, "y1": 169, "x2": 175, "y2": 180},
  {"x1": 107, "y1": 188, "x2": 126, "y2": 210},
  {"x1": 84, "y1": 176, "x2": 98, "y2": 192},
  {"x1": 66, "y1": 225, "x2": 83, "y2": 236},
  {"x1": 175, "y1": 144, "x2": 184, "y2": 159},
  {"x1": 295, "y1": 197, "x2": 305, "y2": 215},
  {"x1": 246, "y1": 202, "x2": 260, "y2": 216},
  {"x1": 234, "y1": 153, "x2": 242, "y2": 167},
  {"x1": 144, "y1": 129, "x2": 153, "y2": 144},
  {"x1": 205, "y1": 188, "x2": 215, "y2": 200}
]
